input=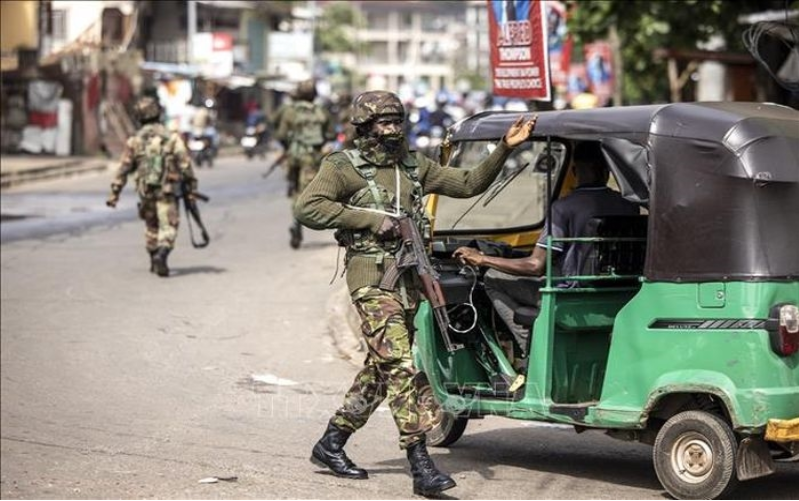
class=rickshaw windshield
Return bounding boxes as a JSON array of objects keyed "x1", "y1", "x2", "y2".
[{"x1": 435, "y1": 140, "x2": 568, "y2": 233}]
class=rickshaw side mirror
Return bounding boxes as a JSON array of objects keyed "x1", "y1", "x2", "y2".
[{"x1": 534, "y1": 153, "x2": 557, "y2": 173}]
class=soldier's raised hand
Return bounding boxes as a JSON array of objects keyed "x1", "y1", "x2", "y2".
[{"x1": 504, "y1": 114, "x2": 538, "y2": 148}]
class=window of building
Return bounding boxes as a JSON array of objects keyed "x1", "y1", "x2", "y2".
[
  {"x1": 398, "y1": 41, "x2": 410, "y2": 63},
  {"x1": 365, "y1": 11, "x2": 389, "y2": 31},
  {"x1": 421, "y1": 15, "x2": 446, "y2": 33},
  {"x1": 51, "y1": 9, "x2": 67, "y2": 41},
  {"x1": 401, "y1": 11, "x2": 414, "y2": 30},
  {"x1": 366, "y1": 41, "x2": 389, "y2": 64}
]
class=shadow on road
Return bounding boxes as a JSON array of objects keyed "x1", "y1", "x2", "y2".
[
  {"x1": 369, "y1": 426, "x2": 799, "y2": 499},
  {"x1": 170, "y1": 265, "x2": 228, "y2": 277}
]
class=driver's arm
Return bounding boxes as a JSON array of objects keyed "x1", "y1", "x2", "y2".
[{"x1": 453, "y1": 245, "x2": 548, "y2": 276}]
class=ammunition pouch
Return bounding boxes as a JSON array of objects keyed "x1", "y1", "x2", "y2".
[{"x1": 334, "y1": 228, "x2": 400, "y2": 255}]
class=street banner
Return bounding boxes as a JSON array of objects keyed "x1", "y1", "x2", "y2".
[
  {"x1": 584, "y1": 41, "x2": 614, "y2": 106},
  {"x1": 487, "y1": 0, "x2": 551, "y2": 101},
  {"x1": 193, "y1": 32, "x2": 234, "y2": 78},
  {"x1": 546, "y1": 1, "x2": 571, "y2": 88}
]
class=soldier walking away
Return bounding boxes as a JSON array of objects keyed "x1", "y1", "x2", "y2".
[
  {"x1": 275, "y1": 79, "x2": 335, "y2": 249},
  {"x1": 106, "y1": 96, "x2": 198, "y2": 277},
  {"x1": 295, "y1": 90, "x2": 536, "y2": 496}
]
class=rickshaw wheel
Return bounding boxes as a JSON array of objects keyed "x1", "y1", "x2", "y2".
[
  {"x1": 427, "y1": 411, "x2": 468, "y2": 448},
  {"x1": 653, "y1": 410, "x2": 739, "y2": 500}
]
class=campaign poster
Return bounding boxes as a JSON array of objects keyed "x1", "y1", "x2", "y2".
[
  {"x1": 487, "y1": 0, "x2": 551, "y2": 101},
  {"x1": 583, "y1": 41, "x2": 614, "y2": 106}
]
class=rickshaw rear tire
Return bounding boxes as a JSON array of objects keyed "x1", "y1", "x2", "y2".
[
  {"x1": 428, "y1": 412, "x2": 468, "y2": 448},
  {"x1": 653, "y1": 410, "x2": 739, "y2": 500}
]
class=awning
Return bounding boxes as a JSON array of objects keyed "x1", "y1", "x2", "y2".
[
  {"x1": 208, "y1": 74, "x2": 256, "y2": 89},
  {"x1": 140, "y1": 61, "x2": 202, "y2": 77}
]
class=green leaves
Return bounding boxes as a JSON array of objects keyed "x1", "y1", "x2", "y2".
[{"x1": 565, "y1": 0, "x2": 785, "y2": 103}]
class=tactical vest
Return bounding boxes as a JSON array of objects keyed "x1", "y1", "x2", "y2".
[
  {"x1": 289, "y1": 102, "x2": 326, "y2": 153},
  {"x1": 135, "y1": 125, "x2": 174, "y2": 191},
  {"x1": 336, "y1": 148, "x2": 431, "y2": 264}
]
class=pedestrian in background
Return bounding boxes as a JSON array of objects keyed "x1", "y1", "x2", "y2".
[
  {"x1": 275, "y1": 79, "x2": 335, "y2": 249},
  {"x1": 106, "y1": 96, "x2": 198, "y2": 277}
]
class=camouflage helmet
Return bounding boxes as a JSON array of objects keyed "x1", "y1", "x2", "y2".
[
  {"x1": 350, "y1": 91, "x2": 404, "y2": 125},
  {"x1": 134, "y1": 96, "x2": 161, "y2": 122},
  {"x1": 295, "y1": 79, "x2": 317, "y2": 101}
]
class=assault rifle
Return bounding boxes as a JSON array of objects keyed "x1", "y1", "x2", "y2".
[
  {"x1": 380, "y1": 216, "x2": 463, "y2": 352},
  {"x1": 177, "y1": 178, "x2": 210, "y2": 249},
  {"x1": 261, "y1": 150, "x2": 288, "y2": 179}
]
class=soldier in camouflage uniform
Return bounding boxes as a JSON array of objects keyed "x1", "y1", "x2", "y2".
[
  {"x1": 106, "y1": 96, "x2": 198, "y2": 277},
  {"x1": 275, "y1": 79, "x2": 335, "y2": 249},
  {"x1": 295, "y1": 90, "x2": 536, "y2": 496}
]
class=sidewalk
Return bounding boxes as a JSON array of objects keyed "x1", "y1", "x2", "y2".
[
  {"x1": 0, "y1": 146, "x2": 242, "y2": 190},
  {"x1": 0, "y1": 154, "x2": 111, "y2": 190}
]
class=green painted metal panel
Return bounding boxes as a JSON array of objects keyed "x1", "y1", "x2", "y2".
[
  {"x1": 416, "y1": 281, "x2": 799, "y2": 430},
  {"x1": 698, "y1": 282, "x2": 726, "y2": 308}
]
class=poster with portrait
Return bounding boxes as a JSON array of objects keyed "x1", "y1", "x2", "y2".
[
  {"x1": 487, "y1": 0, "x2": 551, "y2": 101},
  {"x1": 583, "y1": 41, "x2": 614, "y2": 106},
  {"x1": 546, "y1": 1, "x2": 571, "y2": 88}
]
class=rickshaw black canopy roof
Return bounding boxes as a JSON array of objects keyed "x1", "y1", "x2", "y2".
[{"x1": 448, "y1": 102, "x2": 799, "y2": 281}]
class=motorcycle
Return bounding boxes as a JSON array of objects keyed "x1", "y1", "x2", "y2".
[
  {"x1": 241, "y1": 125, "x2": 269, "y2": 160},
  {"x1": 413, "y1": 125, "x2": 445, "y2": 159},
  {"x1": 187, "y1": 128, "x2": 215, "y2": 168}
]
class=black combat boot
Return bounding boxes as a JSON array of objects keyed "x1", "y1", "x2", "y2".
[
  {"x1": 406, "y1": 440, "x2": 456, "y2": 496},
  {"x1": 310, "y1": 422, "x2": 368, "y2": 479},
  {"x1": 152, "y1": 247, "x2": 170, "y2": 277},
  {"x1": 148, "y1": 249, "x2": 158, "y2": 273},
  {"x1": 289, "y1": 221, "x2": 303, "y2": 250}
]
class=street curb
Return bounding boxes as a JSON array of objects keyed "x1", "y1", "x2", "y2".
[
  {"x1": 325, "y1": 283, "x2": 365, "y2": 368},
  {"x1": 0, "y1": 159, "x2": 111, "y2": 190},
  {"x1": 0, "y1": 147, "x2": 243, "y2": 191}
]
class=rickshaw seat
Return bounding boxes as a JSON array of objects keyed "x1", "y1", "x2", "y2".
[
  {"x1": 580, "y1": 214, "x2": 648, "y2": 283},
  {"x1": 514, "y1": 306, "x2": 539, "y2": 328}
]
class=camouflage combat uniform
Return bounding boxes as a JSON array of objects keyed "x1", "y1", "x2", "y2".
[
  {"x1": 109, "y1": 120, "x2": 196, "y2": 255},
  {"x1": 275, "y1": 80, "x2": 335, "y2": 249},
  {"x1": 275, "y1": 83, "x2": 335, "y2": 201},
  {"x1": 295, "y1": 92, "x2": 514, "y2": 449}
]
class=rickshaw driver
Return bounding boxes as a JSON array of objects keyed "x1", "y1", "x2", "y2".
[{"x1": 453, "y1": 142, "x2": 639, "y2": 369}]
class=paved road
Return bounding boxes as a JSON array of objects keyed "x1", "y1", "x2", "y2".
[{"x1": 1, "y1": 155, "x2": 796, "y2": 499}]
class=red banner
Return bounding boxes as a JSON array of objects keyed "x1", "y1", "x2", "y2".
[{"x1": 487, "y1": 0, "x2": 551, "y2": 101}]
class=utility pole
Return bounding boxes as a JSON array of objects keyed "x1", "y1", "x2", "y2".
[
  {"x1": 609, "y1": 22, "x2": 623, "y2": 106},
  {"x1": 187, "y1": 0, "x2": 196, "y2": 65},
  {"x1": 309, "y1": 0, "x2": 316, "y2": 79}
]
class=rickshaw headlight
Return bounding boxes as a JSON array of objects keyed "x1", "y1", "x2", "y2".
[{"x1": 768, "y1": 304, "x2": 799, "y2": 356}]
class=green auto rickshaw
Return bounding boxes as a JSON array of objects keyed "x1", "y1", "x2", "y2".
[{"x1": 414, "y1": 102, "x2": 798, "y2": 500}]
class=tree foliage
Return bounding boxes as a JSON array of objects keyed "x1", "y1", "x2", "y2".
[
  {"x1": 316, "y1": 1, "x2": 363, "y2": 53},
  {"x1": 566, "y1": 0, "x2": 791, "y2": 104}
]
